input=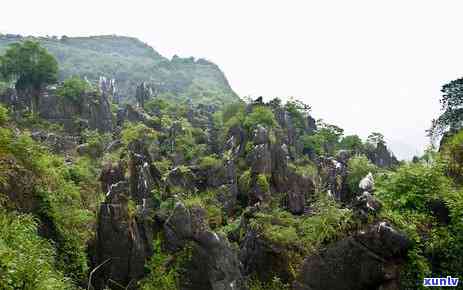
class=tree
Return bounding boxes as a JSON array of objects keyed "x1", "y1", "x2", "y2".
[
  {"x1": 0, "y1": 41, "x2": 58, "y2": 115},
  {"x1": 429, "y1": 78, "x2": 463, "y2": 139},
  {"x1": 56, "y1": 76, "x2": 91, "y2": 105},
  {"x1": 243, "y1": 105, "x2": 277, "y2": 130},
  {"x1": 339, "y1": 135, "x2": 364, "y2": 152}
]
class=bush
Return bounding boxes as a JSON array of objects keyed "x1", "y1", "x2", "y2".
[
  {"x1": 199, "y1": 155, "x2": 223, "y2": 169},
  {"x1": 243, "y1": 106, "x2": 277, "y2": 130},
  {"x1": 257, "y1": 174, "x2": 270, "y2": 192},
  {"x1": 0, "y1": 104, "x2": 8, "y2": 125},
  {"x1": 0, "y1": 210, "x2": 74, "y2": 290},
  {"x1": 56, "y1": 76, "x2": 92, "y2": 104},
  {"x1": 121, "y1": 122, "x2": 158, "y2": 146},
  {"x1": 82, "y1": 129, "x2": 111, "y2": 157},
  {"x1": 440, "y1": 130, "x2": 463, "y2": 183},
  {"x1": 251, "y1": 193, "x2": 352, "y2": 253},
  {"x1": 376, "y1": 160, "x2": 463, "y2": 288},
  {"x1": 140, "y1": 236, "x2": 193, "y2": 290},
  {"x1": 139, "y1": 237, "x2": 179, "y2": 290}
]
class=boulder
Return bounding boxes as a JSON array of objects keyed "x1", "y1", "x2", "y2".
[
  {"x1": 427, "y1": 199, "x2": 451, "y2": 225},
  {"x1": 294, "y1": 221, "x2": 410, "y2": 290},
  {"x1": 359, "y1": 172, "x2": 375, "y2": 192}
]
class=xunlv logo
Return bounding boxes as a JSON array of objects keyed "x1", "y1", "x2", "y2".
[{"x1": 423, "y1": 276, "x2": 459, "y2": 287}]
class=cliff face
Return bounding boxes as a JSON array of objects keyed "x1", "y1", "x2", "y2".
[{"x1": 0, "y1": 34, "x2": 239, "y2": 105}]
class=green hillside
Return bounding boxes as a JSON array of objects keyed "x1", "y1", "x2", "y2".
[{"x1": 0, "y1": 34, "x2": 239, "y2": 105}]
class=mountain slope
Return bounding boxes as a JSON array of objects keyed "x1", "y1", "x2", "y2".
[{"x1": 0, "y1": 34, "x2": 239, "y2": 105}]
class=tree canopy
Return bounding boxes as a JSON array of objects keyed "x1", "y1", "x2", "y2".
[
  {"x1": 0, "y1": 41, "x2": 58, "y2": 113},
  {"x1": 429, "y1": 78, "x2": 463, "y2": 139},
  {"x1": 56, "y1": 76, "x2": 92, "y2": 103},
  {"x1": 0, "y1": 41, "x2": 58, "y2": 91}
]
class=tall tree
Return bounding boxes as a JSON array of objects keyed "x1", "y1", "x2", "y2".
[
  {"x1": 429, "y1": 78, "x2": 463, "y2": 140},
  {"x1": 0, "y1": 41, "x2": 58, "y2": 115}
]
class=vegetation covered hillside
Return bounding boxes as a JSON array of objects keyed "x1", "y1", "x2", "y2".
[
  {"x1": 0, "y1": 34, "x2": 239, "y2": 105},
  {"x1": 1, "y1": 41, "x2": 463, "y2": 290}
]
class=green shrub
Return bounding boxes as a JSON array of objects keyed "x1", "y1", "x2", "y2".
[
  {"x1": 243, "y1": 106, "x2": 277, "y2": 130},
  {"x1": 239, "y1": 169, "x2": 252, "y2": 193},
  {"x1": 440, "y1": 130, "x2": 463, "y2": 183},
  {"x1": 121, "y1": 122, "x2": 158, "y2": 146},
  {"x1": 140, "y1": 236, "x2": 194, "y2": 290},
  {"x1": 248, "y1": 276, "x2": 289, "y2": 290},
  {"x1": 199, "y1": 155, "x2": 223, "y2": 169},
  {"x1": 257, "y1": 174, "x2": 270, "y2": 192},
  {"x1": 376, "y1": 160, "x2": 463, "y2": 289},
  {"x1": 0, "y1": 210, "x2": 74, "y2": 290},
  {"x1": 82, "y1": 129, "x2": 111, "y2": 157},
  {"x1": 56, "y1": 76, "x2": 93, "y2": 104},
  {"x1": 182, "y1": 191, "x2": 223, "y2": 229},
  {"x1": 0, "y1": 104, "x2": 9, "y2": 125},
  {"x1": 251, "y1": 194, "x2": 352, "y2": 253},
  {"x1": 139, "y1": 237, "x2": 179, "y2": 290}
]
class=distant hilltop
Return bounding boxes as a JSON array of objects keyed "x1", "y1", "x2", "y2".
[{"x1": 0, "y1": 34, "x2": 239, "y2": 105}]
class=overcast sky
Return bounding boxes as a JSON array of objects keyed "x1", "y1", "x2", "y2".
[{"x1": 2, "y1": 0, "x2": 463, "y2": 159}]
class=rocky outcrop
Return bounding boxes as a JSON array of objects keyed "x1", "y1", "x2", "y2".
[
  {"x1": 366, "y1": 142, "x2": 399, "y2": 168},
  {"x1": 94, "y1": 181, "x2": 152, "y2": 290},
  {"x1": 135, "y1": 82, "x2": 152, "y2": 109},
  {"x1": 31, "y1": 130, "x2": 79, "y2": 154},
  {"x1": 164, "y1": 202, "x2": 245, "y2": 290},
  {"x1": 318, "y1": 157, "x2": 349, "y2": 202},
  {"x1": 239, "y1": 227, "x2": 295, "y2": 284},
  {"x1": 94, "y1": 141, "x2": 160, "y2": 289},
  {"x1": 294, "y1": 222, "x2": 410, "y2": 290}
]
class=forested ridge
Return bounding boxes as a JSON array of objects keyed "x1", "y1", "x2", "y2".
[{"x1": 0, "y1": 39, "x2": 462, "y2": 290}]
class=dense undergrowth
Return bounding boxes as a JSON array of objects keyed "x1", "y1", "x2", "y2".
[{"x1": 0, "y1": 105, "x2": 102, "y2": 289}]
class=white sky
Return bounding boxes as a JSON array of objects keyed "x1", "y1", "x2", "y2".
[{"x1": 2, "y1": 0, "x2": 463, "y2": 159}]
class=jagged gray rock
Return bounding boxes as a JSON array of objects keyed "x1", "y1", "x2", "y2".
[{"x1": 294, "y1": 222, "x2": 410, "y2": 290}]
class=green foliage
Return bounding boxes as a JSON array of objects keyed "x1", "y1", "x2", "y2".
[
  {"x1": 429, "y1": 77, "x2": 463, "y2": 138},
  {"x1": 0, "y1": 80, "x2": 8, "y2": 94},
  {"x1": 56, "y1": 76, "x2": 92, "y2": 104},
  {"x1": 239, "y1": 169, "x2": 252, "y2": 193},
  {"x1": 121, "y1": 122, "x2": 158, "y2": 146},
  {"x1": 140, "y1": 236, "x2": 194, "y2": 290},
  {"x1": 82, "y1": 129, "x2": 111, "y2": 157},
  {"x1": 0, "y1": 40, "x2": 58, "y2": 89},
  {"x1": 284, "y1": 98, "x2": 311, "y2": 131},
  {"x1": 199, "y1": 155, "x2": 223, "y2": 169},
  {"x1": 0, "y1": 126, "x2": 97, "y2": 283},
  {"x1": 440, "y1": 129, "x2": 463, "y2": 183},
  {"x1": 0, "y1": 104, "x2": 9, "y2": 125},
  {"x1": 243, "y1": 106, "x2": 277, "y2": 130},
  {"x1": 376, "y1": 160, "x2": 463, "y2": 288},
  {"x1": 221, "y1": 102, "x2": 246, "y2": 125},
  {"x1": 257, "y1": 174, "x2": 270, "y2": 192},
  {"x1": 339, "y1": 134, "x2": 364, "y2": 152},
  {"x1": 182, "y1": 191, "x2": 224, "y2": 229},
  {"x1": 0, "y1": 210, "x2": 74, "y2": 290},
  {"x1": 139, "y1": 237, "x2": 179, "y2": 290},
  {"x1": 248, "y1": 276, "x2": 290, "y2": 290},
  {"x1": 251, "y1": 193, "x2": 352, "y2": 253},
  {"x1": 0, "y1": 41, "x2": 58, "y2": 113},
  {"x1": 346, "y1": 155, "x2": 377, "y2": 193},
  {"x1": 302, "y1": 120, "x2": 344, "y2": 156}
]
